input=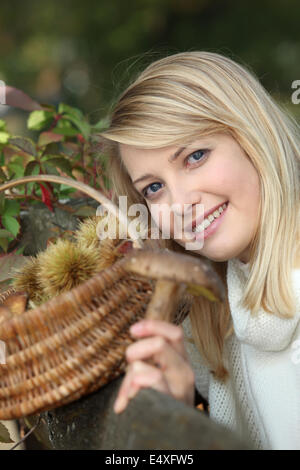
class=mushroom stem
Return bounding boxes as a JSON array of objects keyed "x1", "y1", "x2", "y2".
[{"x1": 145, "y1": 280, "x2": 185, "y2": 322}]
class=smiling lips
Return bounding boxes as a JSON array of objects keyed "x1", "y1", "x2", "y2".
[{"x1": 181, "y1": 201, "x2": 228, "y2": 234}]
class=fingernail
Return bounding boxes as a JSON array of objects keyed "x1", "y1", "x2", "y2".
[{"x1": 114, "y1": 396, "x2": 127, "y2": 414}]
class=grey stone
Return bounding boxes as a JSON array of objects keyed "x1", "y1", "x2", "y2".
[{"x1": 25, "y1": 377, "x2": 252, "y2": 450}]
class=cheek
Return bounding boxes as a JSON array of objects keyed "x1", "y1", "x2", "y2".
[
  {"x1": 149, "y1": 204, "x2": 175, "y2": 234},
  {"x1": 206, "y1": 162, "x2": 234, "y2": 193},
  {"x1": 149, "y1": 205, "x2": 159, "y2": 228},
  {"x1": 211, "y1": 158, "x2": 259, "y2": 201}
]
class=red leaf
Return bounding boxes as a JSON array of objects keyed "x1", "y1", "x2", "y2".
[
  {"x1": 4, "y1": 86, "x2": 43, "y2": 111},
  {"x1": 38, "y1": 131, "x2": 64, "y2": 147},
  {"x1": 39, "y1": 183, "x2": 53, "y2": 212}
]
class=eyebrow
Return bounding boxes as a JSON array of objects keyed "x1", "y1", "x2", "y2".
[{"x1": 132, "y1": 146, "x2": 187, "y2": 186}]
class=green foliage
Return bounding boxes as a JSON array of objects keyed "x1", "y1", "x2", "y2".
[
  {"x1": 27, "y1": 110, "x2": 54, "y2": 131},
  {"x1": 0, "y1": 91, "x2": 111, "y2": 254},
  {"x1": 0, "y1": 0, "x2": 300, "y2": 122}
]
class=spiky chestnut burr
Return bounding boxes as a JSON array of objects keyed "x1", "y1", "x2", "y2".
[
  {"x1": 12, "y1": 257, "x2": 44, "y2": 305},
  {"x1": 37, "y1": 239, "x2": 102, "y2": 298}
]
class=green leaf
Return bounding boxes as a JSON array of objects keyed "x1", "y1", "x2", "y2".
[
  {"x1": 67, "y1": 116, "x2": 90, "y2": 140},
  {"x1": 0, "y1": 132, "x2": 10, "y2": 144},
  {"x1": 4, "y1": 199, "x2": 20, "y2": 217},
  {"x1": 0, "y1": 422, "x2": 14, "y2": 444},
  {"x1": 51, "y1": 125, "x2": 78, "y2": 137},
  {"x1": 15, "y1": 245, "x2": 26, "y2": 255},
  {"x1": 0, "y1": 151, "x2": 4, "y2": 166},
  {"x1": 43, "y1": 163, "x2": 60, "y2": 176},
  {"x1": 24, "y1": 160, "x2": 40, "y2": 176},
  {"x1": 10, "y1": 154, "x2": 24, "y2": 166},
  {"x1": 45, "y1": 156, "x2": 73, "y2": 177},
  {"x1": 27, "y1": 110, "x2": 53, "y2": 131},
  {"x1": 0, "y1": 119, "x2": 6, "y2": 131},
  {"x1": 0, "y1": 237, "x2": 9, "y2": 252},
  {"x1": 9, "y1": 136, "x2": 37, "y2": 156},
  {"x1": 7, "y1": 162, "x2": 24, "y2": 178},
  {"x1": 0, "y1": 229, "x2": 13, "y2": 238},
  {"x1": 0, "y1": 193, "x2": 5, "y2": 213},
  {"x1": 2, "y1": 215, "x2": 20, "y2": 237},
  {"x1": 58, "y1": 187, "x2": 76, "y2": 197},
  {"x1": 54, "y1": 118, "x2": 72, "y2": 129},
  {"x1": 58, "y1": 103, "x2": 83, "y2": 120}
]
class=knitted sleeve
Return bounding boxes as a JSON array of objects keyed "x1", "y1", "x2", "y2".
[
  {"x1": 182, "y1": 316, "x2": 210, "y2": 401},
  {"x1": 227, "y1": 260, "x2": 300, "y2": 352}
]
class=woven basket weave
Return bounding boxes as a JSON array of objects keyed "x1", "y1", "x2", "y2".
[{"x1": 0, "y1": 175, "x2": 190, "y2": 419}]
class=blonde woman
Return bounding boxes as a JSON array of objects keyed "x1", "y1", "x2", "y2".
[{"x1": 99, "y1": 51, "x2": 300, "y2": 450}]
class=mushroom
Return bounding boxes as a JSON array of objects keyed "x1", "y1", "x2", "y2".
[{"x1": 122, "y1": 249, "x2": 226, "y2": 322}]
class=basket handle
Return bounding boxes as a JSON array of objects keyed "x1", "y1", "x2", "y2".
[{"x1": 0, "y1": 175, "x2": 144, "y2": 248}]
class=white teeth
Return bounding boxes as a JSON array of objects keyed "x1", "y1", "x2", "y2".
[
  {"x1": 195, "y1": 221, "x2": 205, "y2": 233},
  {"x1": 193, "y1": 202, "x2": 227, "y2": 233}
]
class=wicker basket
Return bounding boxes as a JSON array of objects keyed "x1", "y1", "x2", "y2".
[{"x1": 0, "y1": 175, "x2": 200, "y2": 419}]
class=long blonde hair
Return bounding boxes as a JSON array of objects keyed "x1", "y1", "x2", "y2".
[{"x1": 99, "y1": 51, "x2": 300, "y2": 380}]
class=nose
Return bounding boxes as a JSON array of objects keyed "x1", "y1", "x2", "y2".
[{"x1": 169, "y1": 186, "x2": 202, "y2": 217}]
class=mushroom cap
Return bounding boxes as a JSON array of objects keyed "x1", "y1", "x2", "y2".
[{"x1": 122, "y1": 249, "x2": 225, "y2": 302}]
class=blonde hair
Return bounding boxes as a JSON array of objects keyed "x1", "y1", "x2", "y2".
[{"x1": 99, "y1": 51, "x2": 300, "y2": 380}]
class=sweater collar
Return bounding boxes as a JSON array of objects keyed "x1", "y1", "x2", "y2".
[{"x1": 228, "y1": 257, "x2": 250, "y2": 278}]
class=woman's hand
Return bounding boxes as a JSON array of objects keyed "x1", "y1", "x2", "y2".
[{"x1": 113, "y1": 319, "x2": 195, "y2": 413}]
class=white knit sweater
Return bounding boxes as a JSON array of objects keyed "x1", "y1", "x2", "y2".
[{"x1": 182, "y1": 257, "x2": 300, "y2": 450}]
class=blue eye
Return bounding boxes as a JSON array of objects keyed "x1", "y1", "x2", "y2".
[
  {"x1": 186, "y1": 149, "x2": 206, "y2": 165},
  {"x1": 142, "y1": 182, "x2": 162, "y2": 198}
]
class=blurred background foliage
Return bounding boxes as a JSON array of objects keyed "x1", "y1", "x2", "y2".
[{"x1": 0, "y1": 0, "x2": 299, "y2": 136}]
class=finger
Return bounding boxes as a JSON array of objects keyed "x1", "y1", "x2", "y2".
[
  {"x1": 113, "y1": 361, "x2": 170, "y2": 414},
  {"x1": 130, "y1": 319, "x2": 187, "y2": 357},
  {"x1": 125, "y1": 339, "x2": 194, "y2": 403},
  {"x1": 126, "y1": 335, "x2": 188, "y2": 371}
]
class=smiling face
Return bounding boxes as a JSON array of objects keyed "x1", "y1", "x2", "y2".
[{"x1": 119, "y1": 133, "x2": 261, "y2": 264}]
